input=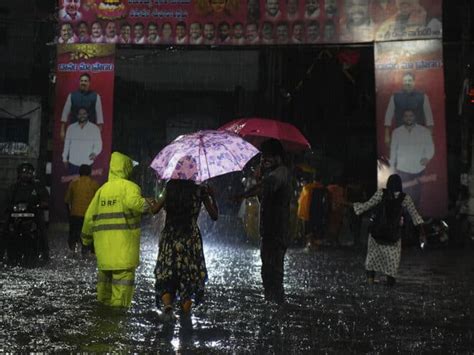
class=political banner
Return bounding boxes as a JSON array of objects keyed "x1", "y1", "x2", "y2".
[
  {"x1": 52, "y1": 43, "x2": 115, "y2": 221},
  {"x1": 57, "y1": 0, "x2": 442, "y2": 45},
  {"x1": 375, "y1": 39, "x2": 447, "y2": 217}
]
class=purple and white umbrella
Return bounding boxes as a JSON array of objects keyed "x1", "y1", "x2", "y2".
[{"x1": 150, "y1": 130, "x2": 260, "y2": 183}]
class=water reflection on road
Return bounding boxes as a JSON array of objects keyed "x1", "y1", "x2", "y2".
[{"x1": 1, "y1": 221, "x2": 473, "y2": 353}]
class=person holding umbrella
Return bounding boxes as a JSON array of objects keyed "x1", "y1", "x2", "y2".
[
  {"x1": 153, "y1": 174, "x2": 218, "y2": 320},
  {"x1": 220, "y1": 118, "x2": 309, "y2": 303},
  {"x1": 235, "y1": 138, "x2": 291, "y2": 304},
  {"x1": 150, "y1": 130, "x2": 259, "y2": 319}
]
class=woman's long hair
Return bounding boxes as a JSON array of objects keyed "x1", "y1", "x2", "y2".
[{"x1": 165, "y1": 179, "x2": 200, "y2": 217}]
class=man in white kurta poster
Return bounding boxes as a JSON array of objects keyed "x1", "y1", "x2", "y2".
[
  {"x1": 63, "y1": 107, "x2": 103, "y2": 175},
  {"x1": 389, "y1": 108, "x2": 434, "y2": 208}
]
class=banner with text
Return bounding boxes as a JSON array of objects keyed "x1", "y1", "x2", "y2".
[
  {"x1": 57, "y1": 0, "x2": 442, "y2": 45},
  {"x1": 375, "y1": 39, "x2": 447, "y2": 217},
  {"x1": 52, "y1": 43, "x2": 115, "y2": 221}
]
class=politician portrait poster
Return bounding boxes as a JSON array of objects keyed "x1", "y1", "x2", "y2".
[
  {"x1": 56, "y1": 0, "x2": 442, "y2": 46},
  {"x1": 52, "y1": 43, "x2": 115, "y2": 221},
  {"x1": 375, "y1": 39, "x2": 447, "y2": 217}
]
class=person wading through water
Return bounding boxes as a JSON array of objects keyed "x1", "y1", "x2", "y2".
[{"x1": 349, "y1": 174, "x2": 425, "y2": 286}]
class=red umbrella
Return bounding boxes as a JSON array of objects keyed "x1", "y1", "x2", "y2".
[{"x1": 219, "y1": 118, "x2": 311, "y2": 152}]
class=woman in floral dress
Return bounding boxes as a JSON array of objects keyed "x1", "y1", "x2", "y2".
[
  {"x1": 352, "y1": 174, "x2": 425, "y2": 286},
  {"x1": 154, "y1": 179, "x2": 218, "y2": 318}
]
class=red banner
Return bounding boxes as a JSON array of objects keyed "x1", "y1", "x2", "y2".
[
  {"x1": 375, "y1": 40, "x2": 447, "y2": 217},
  {"x1": 52, "y1": 43, "x2": 115, "y2": 221},
  {"x1": 57, "y1": 0, "x2": 442, "y2": 45}
]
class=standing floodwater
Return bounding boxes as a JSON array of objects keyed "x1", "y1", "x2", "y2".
[{"x1": 1, "y1": 218, "x2": 473, "y2": 353}]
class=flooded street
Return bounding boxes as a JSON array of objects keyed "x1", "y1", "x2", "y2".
[{"x1": 1, "y1": 216, "x2": 474, "y2": 353}]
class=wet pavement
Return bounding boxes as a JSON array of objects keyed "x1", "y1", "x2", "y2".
[{"x1": 1, "y1": 215, "x2": 474, "y2": 353}]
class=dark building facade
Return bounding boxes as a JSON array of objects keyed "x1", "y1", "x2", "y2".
[{"x1": 0, "y1": 1, "x2": 473, "y2": 216}]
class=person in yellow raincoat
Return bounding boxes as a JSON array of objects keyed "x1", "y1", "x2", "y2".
[
  {"x1": 297, "y1": 176, "x2": 327, "y2": 249},
  {"x1": 297, "y1": 180, "x2": 315, "y2": 222},
  {"x1": 81, "y1": 152, "x2": 158, "y2": 307}
]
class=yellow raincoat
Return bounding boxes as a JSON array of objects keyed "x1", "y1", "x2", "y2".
[
  {"x1": 81, "y1": 152, "x2": 147, "y2": 307},
  {"x1": 297, "y1": 181, "x2": 324, "y2": 221}
]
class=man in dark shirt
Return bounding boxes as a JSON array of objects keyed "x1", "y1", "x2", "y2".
[{"x1": 238, "y1": 138, "x2": 291, "y2": 303}]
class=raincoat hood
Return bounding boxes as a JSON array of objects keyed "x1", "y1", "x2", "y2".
[{"x1": 109, "y1": 152, "x2": 133, "y2": 180}]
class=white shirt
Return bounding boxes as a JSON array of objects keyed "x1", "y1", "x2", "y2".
[
  {"x1": 61, "y1": 92, "x2": 104, "y2": 125},
  {"x1": 58, "y1": 35, "x2": 77, "y2": 44},
  {"x1": 190, "y1": 36, "x2": 203, "y2": 45},
  {"x1": 389, "y1": 124, "x2": 434, "y2": 174},
  {"x1": 105, "y1": 35, "x2": 119, "y2": 43},
  {"x1": 90, "y1": 35, "x2": 105, "y2": 43},
  {"x1": 147, "y1": 35, "x2": 161, "y2": 44},
  {"x1": 63, "y1": 121, "x2": 103, "y2": 167},
  {"x1": 133, "y1": 36, "x2": 146, "y2": 44},
  {"x1": 384, "y1": 93, "x2": 434, "y2": 127},
  {"x1": 119, "y1": 36, "x2": 131, "y2": 44},
  {"x1": 264, "y1": 11, "x2": 282, "y2": 21},
  {"x1": 175, "y1": 36, "x2": 188, "y2": 44}
]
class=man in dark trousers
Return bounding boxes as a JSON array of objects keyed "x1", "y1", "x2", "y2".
[{"x1": 237, "y1": 139, "x2": 291, "y2": 303}]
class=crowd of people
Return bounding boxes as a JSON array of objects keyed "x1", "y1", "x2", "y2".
[{"x1": 1, "y1": 138, "x2": 428, "y2": 321}]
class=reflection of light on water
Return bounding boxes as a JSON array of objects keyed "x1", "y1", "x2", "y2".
[
  {"x1": 205, "y1": 243, "x2": 261, "y2": 286},
  {"x1": 206, "y1": 341, "x2": 222, "y2": 348},
  {"x1": 171, "y1": 337, "x2": 180, "y2": 351}
]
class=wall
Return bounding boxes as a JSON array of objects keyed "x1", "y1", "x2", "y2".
[{"x1": 0, "y1": 95, "x2": 42, "y2": 210}]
